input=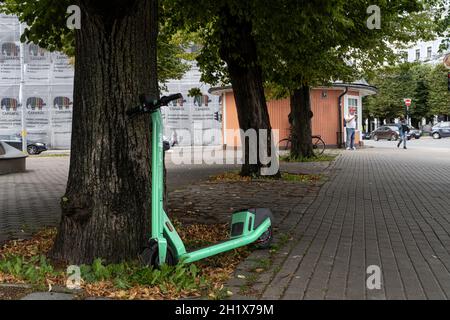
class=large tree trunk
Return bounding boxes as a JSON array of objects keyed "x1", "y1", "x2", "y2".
[
  {"x1": 289, "y1": 84, "x2": 314, "y2": 159},
  {"x1": 50, "y1": 0, "x2": 158, "y2": 264},
  {"x1": 218, "y1": 7, "x2": 278, "y2": 177}
]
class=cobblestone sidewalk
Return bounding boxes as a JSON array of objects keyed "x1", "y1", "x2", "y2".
[
  {"x1": 226, "y1": 148, "x2": 450, "y2": 300},
  {"x1": 0, "y1": 158, "x2": 67, "y2": 243}
]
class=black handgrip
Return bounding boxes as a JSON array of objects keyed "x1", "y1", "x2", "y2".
[
  {"x1": 126, "y1": 105, "x2": 144, "y2": 118},
  {"x1": 139, "y1": 94, "x2": 157, "y2": 106},
  {"x1": 127, "y1": 93, "x2": 183, "y2": 119},
  {"x1": 160, "y1": 93, "x2": 183, "y2": 106}
]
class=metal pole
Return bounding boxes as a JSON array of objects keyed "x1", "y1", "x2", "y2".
[
  {"x1": 407, "y1": 105, "x2": 410, "y2": 126},
  {"x1": 19, "y1": 23, "x2": 26, "y2": 153}
]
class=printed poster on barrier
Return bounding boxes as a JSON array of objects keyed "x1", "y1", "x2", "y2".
[
  {"x1": 0, "y1": 18, "x2": 20, "y2": 85},
  {"x1": 24, "y1": 43, "x2": 52, "y2": 83},
  {"x1": 0, "y1": 85, "x2": 21, "y2": 135},
  {"x1": 51, "y1": 52, "x2": 74, "y2": 84},
  {"x1": 24, "y1": 84, "x2": 50, "y2": 144},
  {"x1": 50, "y1": 85, "x2": 73, "y2": 148},
  {"x1": 162, "y1": 65, "x2": 222, "y2": 146}
]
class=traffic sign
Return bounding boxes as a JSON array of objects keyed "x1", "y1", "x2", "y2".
[{"x1": 404, "y1": 98, "x2": 412, "y2": 107}]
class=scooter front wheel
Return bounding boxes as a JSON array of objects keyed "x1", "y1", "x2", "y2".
[
  {"x1": 256, "y1": 226, "x2": 273, "y2": 249},
  {"x1": 140, "y1": 242, "x2": 177, "y2": 267}
]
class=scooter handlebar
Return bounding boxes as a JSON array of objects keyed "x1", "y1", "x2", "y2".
[
  {"x1": 126, "y1": 105, "x2": 142, "y2": 117},
  {"x1": 160, "y1": 93, "x2": 183, "y2": 106},
  {"x1": 127, "y1": 93, "x2": 183, "y2": 119},
  {"x1": 126, "y1": 105, "x2": 148, "y2": 118}
]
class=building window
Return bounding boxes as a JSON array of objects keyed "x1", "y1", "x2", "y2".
[
  {"x1": 427, "y1": 47, "x2": 432, "y2": 59},
  {"x1": 415, "y1": 49, "x2": 420, "y2": 61},
  {"x1": 348, "y1": 98, "x2": 358, "y2": 108}
]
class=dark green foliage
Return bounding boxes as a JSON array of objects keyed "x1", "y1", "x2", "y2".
[{"x1": 365, "y1": 62, "x2": 450, "y2": 124}]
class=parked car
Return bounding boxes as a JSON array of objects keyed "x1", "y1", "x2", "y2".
[
  {"x1": 370, "y1": 125, "x2": 401, "y2": 141},
  {"x1": 163, "y1": 140, "x2": 170, "y2": 151},
  {"x1": 362, "y1": 132, "x2": 369, "y2": 140},
  {"x1": 406, "y1": 126, "x2": 422, "y2": 139},
  {"x1": 0, "y1": 135, "x2": 47, "y2": 155},
  {"x1": 381, "y1": 123, "x2": 421, "y2": 140},
  {"x1": 162, "y1": 135, "x2": 171, "y2": 151},
  {"x1": 431, "y1": 121, "x2": 450, "y2": 139}
]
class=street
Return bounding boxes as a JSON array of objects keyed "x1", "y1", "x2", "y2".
[{"x1": 364, "y1": 136, "x2": 450, "y2": 153}]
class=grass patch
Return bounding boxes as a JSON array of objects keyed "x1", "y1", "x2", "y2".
[
  {"x1": 280, "y1": 153, "x2": 336, "y2": 163},
  {"x1": 250, "y1": 257, "x2": 272, "y2": 272},
  {"x1": 269, "y1": 232, "x2": 291, "y2": 253},
  {"x1": 0, "y1": 254, "x2": 205, "y2": 298},
  {"x1": 0, "y1": 225, "x2": 250, "y2": 300},
  {"x1": 31, "y1": 153, "x2": 70, "y2": 158},
  {"x1": 281, "y1": 172, "x2": 322, "y2": 183},
  {"x1": 209, "y1": 171, "x2": 322, "y2": 184}
]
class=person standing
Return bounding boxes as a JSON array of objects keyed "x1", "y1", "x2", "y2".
[
  {"x1": 345, "y1": 108, "x2": 357, "y2": 150},
  {"x1": 397, "y1": 115, "x2": 409, "y2": 149}
]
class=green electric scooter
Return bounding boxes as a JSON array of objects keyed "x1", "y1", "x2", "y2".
[{"x1": 127, "y1": 93, "x2": 274, "y2": 266}]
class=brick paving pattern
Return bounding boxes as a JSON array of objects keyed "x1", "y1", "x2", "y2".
[
  {"x1": 0, "y1": 158, "x2": 68, "y2": 243},
  {"x1": 2, "y1": 146, "x2": 450, "y2": 300},
  {"x1": 228, "y1": 147, "x2": 450, "y2": 300}
]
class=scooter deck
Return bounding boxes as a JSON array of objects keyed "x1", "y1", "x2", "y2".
[{"x1": 179, "y1": 217, "x2": 271, "y2": 263}]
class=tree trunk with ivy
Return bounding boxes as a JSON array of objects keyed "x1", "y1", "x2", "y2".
[
  {"x1": 50, "y1": 0, "x2": 158, "y2": 264},
  {"x1": 218, "y1": 6, "x2": 279, "y2": 177},
  {"x1": 289, "y1": 84, "x2": 314, "y2": 159}
]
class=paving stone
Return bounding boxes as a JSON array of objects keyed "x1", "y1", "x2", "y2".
[{"x1": 21, "y1": 292, "x2": 75, "y2": 300}]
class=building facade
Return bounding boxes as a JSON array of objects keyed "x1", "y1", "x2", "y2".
[
  {"x1": 399, "y1": 36, "x2": 449, "y2": 65},
  {"x1": 210, "y1": 82, "x2": 377, "y2": 148}
]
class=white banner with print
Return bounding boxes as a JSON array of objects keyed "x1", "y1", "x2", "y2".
[
  {"x1": 50, "y1": 85, "x2": 73, "y2": 148},
  {"x1": 0, "y1": 14, "x2": 74, "y2": 148},
  {"x1": 23, "y1": 85, "x2": 50, "y2": 143},
  {"x1": 0, "y1": 16, "x2": 21, "y2": 85},
  {"x1": 161, "y1": 65, "x2": 222, "y2": 146},
  {"x1": 0, "y1": 15, "x2": 223, "y2": 148},
  {"x1": 0, "y1": 85, "x2": 21, "y2": 135}
]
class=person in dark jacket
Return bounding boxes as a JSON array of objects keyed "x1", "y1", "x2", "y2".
[{"x1": 397, "y1": 116, "x2": 409, "y2": 149}]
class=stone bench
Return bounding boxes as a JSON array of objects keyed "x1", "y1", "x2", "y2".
[{"x1": 0, "y1": 141, "x2": 27, "y2": 175}]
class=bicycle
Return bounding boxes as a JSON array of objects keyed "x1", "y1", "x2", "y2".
[{"x1": 278, "y1": 134, "x2": 326, "y2": 156}]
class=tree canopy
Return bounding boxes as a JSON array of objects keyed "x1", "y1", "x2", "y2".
[
  {"x1": 168, "y1": 0, "x2": 442, "y2": 90},
  {"x1": 428, "y1": 63, "x2": 450, "y2": 117},
  {"x1": 364, "y1": 62, "x2": 449, "y2": 125}
]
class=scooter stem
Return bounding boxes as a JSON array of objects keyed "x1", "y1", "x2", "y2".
[{"x1": 151, "y1": 110, "x2": 164, "y2": 239}]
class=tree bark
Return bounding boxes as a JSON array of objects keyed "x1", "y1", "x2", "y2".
[
  {"x1": 218, "y1": 7, "x2": 278, "y2": 177},
  {"x1": 50, "y1": 0, "x2": 158, "y2": 264},
  {"x1": 289, "y1": 84, "x2": 314, "y2": 159}
]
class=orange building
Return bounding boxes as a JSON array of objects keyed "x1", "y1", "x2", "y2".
[{"x1": 209, "y1": 81, "x2": 377, "y2": 148}]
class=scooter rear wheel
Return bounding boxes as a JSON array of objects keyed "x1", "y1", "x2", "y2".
[
  {"x1": 256, "y1": 226, "x2": 273, "y2": 249},
  {"x1": 140, "y1": 242, "x2": 177, "y2": 267}
]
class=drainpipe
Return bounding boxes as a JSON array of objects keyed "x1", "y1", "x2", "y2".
[
  {"x1": 337, "y1": 87, "x2": 348, "y2": 148},
  {"x1": 222, "y1": 92, "x2": 227, "y2": 149}
]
